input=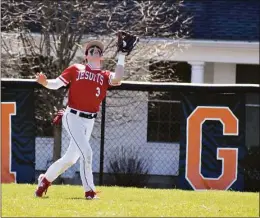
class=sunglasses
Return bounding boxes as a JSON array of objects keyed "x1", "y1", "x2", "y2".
[{"x1": 86, "y1": 46, "x2": 103, "y2": 56}]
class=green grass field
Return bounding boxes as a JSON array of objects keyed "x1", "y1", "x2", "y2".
[{"x1": 1, "y1": 183, "x2": 259, "y2": 217}]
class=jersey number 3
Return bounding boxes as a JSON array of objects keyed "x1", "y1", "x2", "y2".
[{"x1": 96, "y1": 87, "x2": 100, "y2": 97}]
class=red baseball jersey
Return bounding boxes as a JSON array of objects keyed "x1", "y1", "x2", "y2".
[{"x1": 58, "y1": 63, "x2": 117, "y2": 113}]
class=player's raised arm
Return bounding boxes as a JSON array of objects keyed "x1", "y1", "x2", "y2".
[
  {"x1": 36, "y1": 72, "x2": 65, "y2": 90},
  {"x1": 110, "y1": 31, "x2": 139, "y2": 85},
  {"x1": 36, "y1": 65, "x2": 73, "y2": 89}
]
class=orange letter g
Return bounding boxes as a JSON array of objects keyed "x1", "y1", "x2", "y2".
[{"x1": 185, "y1": 106, "x2": 238, "y2": 190}]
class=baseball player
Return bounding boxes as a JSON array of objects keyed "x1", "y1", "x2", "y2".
[{"x1": 35, "y1": 31, "x2": 139, "y2": 199}]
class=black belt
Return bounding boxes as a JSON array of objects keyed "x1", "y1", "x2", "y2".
[{"x1": 70, "y1": 109, "x2": 97, "y2": 119}]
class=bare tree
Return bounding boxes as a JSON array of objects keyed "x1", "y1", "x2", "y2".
[
  {"x1": 2, "y1": 0, "x2": 191, "y2": 80},
  {"x1": 1, "y1": 0, "x2": 192, "y2": 176}
]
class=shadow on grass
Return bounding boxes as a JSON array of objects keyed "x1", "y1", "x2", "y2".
[
  {"x1": 65, "y1": 197, "x2": 101, "y2": 200},
  {"x1": 35, "y1": 196, "x2": 50, "y2": 199},
  {"x1": 66, "y1": 197, "x2": 86, "y2": 200}
]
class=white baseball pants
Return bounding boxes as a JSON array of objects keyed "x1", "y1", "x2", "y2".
[{"x1": 44, "y1": 107, "x2": 96, "y2": 192}]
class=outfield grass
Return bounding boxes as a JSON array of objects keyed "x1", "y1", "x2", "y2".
[{"x1": 1, "y1": 183, "x2": 259, "y2": 217}]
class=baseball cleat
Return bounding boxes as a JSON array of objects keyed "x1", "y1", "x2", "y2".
[
  {"x1": 35, "y1": 174, "x2": 51, "y2": 197},
  {"x1": 85, "y1": 190, "x2": 99, "y2": 200}
]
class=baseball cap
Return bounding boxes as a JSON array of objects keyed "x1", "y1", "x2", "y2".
[{"x1": 84, "y1": 40, "x2": 104, "y2": 55}]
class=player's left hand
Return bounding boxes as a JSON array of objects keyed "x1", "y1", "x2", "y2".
[
  {"x1": 53, "y1": 108, "x2": 65, "y2": 125},
  {"x1": 117, "y1": 31, "x2": 139, "y2": 56}
]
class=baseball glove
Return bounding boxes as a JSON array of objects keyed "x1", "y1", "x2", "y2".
[{"x1": 117, "y1": 31, "x2": 139, "y2": 56}]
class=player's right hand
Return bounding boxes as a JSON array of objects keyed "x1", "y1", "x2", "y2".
[{"x1": 36, "y1": 72, "x2": 47, "y2": 86}]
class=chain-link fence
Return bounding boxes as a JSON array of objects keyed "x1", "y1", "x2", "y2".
[
  {"x1": 33, "y1": 83, "x2": 260, "y2": 190},
  {"x1": 35, "y1": 88, "x2": 182, "y2": 188},
  {"x1": 2, "y1": 79, "x2": 259, "y2": 190}
]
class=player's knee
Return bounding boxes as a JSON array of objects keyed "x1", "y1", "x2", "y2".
[
  {"x1": 71, "y1": 157, "x2": 78, "y2": 165},
  {"x1": 82, "y1": 147, "x2": 93, "y2": 157},
  {"x1": 63, "y1": 158, "x2": 77, "y2": 167},
  {"x1": 80, "y1": 153, "x2": 92, "y2": 166},
  {"x1": 68, "y1": 156, "x2": 78, "y2": 165}
]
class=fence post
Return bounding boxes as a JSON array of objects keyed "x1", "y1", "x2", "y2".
[
  {"x1": 99, "y1": 97, "x2": 106, "y2": 185},
  {"x1": 52, "y1": 125, "x2": 62, "y2": 184}
]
